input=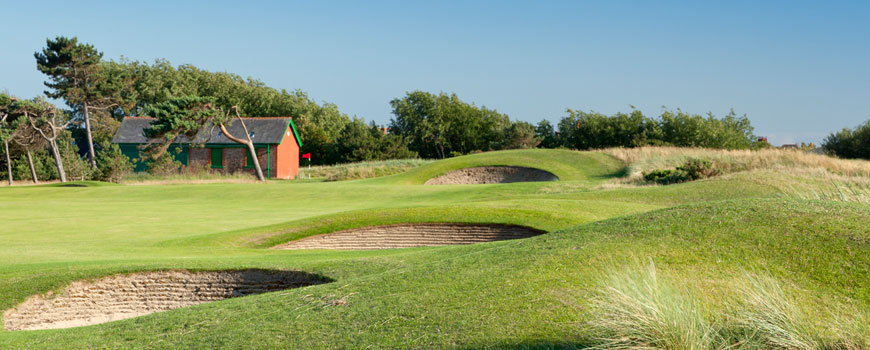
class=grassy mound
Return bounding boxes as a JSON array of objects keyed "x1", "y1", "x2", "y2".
[{"x1": 367, "y1": 149, "x2": 625, "y2": 185}]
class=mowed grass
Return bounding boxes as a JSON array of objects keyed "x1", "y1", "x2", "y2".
[{"x1": 0, "y1": 148, "x2": 867, "y2": 349}]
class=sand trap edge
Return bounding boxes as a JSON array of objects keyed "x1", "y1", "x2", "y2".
[
  {"x1": 272, "y1": 223, "x2": 547, "y2": 250},
  {"x1": 424, "y1": 166, "x2": 559, "y2": 185},
  {"x1": 3, "y1": 269, "x2": 329, "y2": 331}
]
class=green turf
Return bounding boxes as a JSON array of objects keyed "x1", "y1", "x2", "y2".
[{"x1": 0, "y1": 149, "x2": 866, "y2": 349}]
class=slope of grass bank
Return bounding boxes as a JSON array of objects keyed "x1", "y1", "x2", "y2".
[{"x1": 368, "y1": 149, "x2": 625, "y2": 185}]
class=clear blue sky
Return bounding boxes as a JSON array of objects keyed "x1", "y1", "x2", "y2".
[{"x1": 2, "y1": 0, "x2": 869, "y2": 145}]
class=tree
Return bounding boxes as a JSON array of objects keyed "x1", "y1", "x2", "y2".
[
  {"x1": 10, "y1": 115, "x2": 46, "y2": 184},
  {"x1": 389, "y1": 91, "x2": 510, "y2": 158},
  {"x1": 554, "y1": 107, "x2": 755, "y2": 150},
  {"x1": 535, "y1": 120, "x2": 560, "y2": 148},
  {"x1": 0, "y1": 93, "x2": 17, "y2": 185},
  {"x1": 100, "y1": 58, "x2": 351, "y2": 165},
  {"x1": 823, "y1": 121, "x2": 870, "y2": 160},
  {"x1": 143, "y1": 96, "x2": 266, "y2": 181},
  {"x1": 502, "y1": 121, "x2": 540, "y2": 149},
  {"x1": 328, "y1": 119, "x2": 417, "y2": 163},
  {"x1": 16, "y1": 98, "x2": 71, "y2": 182},
  {"x1": 35, "y1": 36, "x2": 125, "y2": 168}
]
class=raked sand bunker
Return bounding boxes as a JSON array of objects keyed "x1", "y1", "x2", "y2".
[
  {"x1": 4, "y1": 269, "x2": 328, "y2": 331},
  {"x1": 424, "y1": 166, "x2": 558, "y2": 185},
  {"x1": 273, "y1": 223, "x2": 546, "y2": 250}
]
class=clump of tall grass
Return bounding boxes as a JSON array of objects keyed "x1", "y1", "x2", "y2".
[
  {"x1": 732, "y1": 273, "x2": 870, "y2": 350},
  {"x1": 585, "y1": 263, "x2": 868, "y2": 350},
  {"x1": 732, "y1": 273, "x2": 824, "y2": 349},
  {"x1": 586, "y1": 261, "x2": 720, "y2": 350}
]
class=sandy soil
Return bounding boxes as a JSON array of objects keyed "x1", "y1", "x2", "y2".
[
  {"x1": 273, "y1": 223, "x2": 546, "y2": 250},
  {"x1": 424, "y1": 166, "x2": 558, "y2": 185},
  {"x1": 3, "y1": 269, "x2": 326, "y2": 331}
]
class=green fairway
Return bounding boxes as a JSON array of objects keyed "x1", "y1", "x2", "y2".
[{"x1": 0, "y1": 149, "x2": 867, "y2": 349}]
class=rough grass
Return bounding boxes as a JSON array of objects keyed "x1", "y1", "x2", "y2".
[
  {"x1": 586, "y1": 261, "x2": 719, "y2": 350},
  {"x1": 588, "y1": 264, "x2": 870, "y2": 350},
  {"x1": 601, "y1": 146, "x2": 870, "y2": 204},
  {"x1": 603, "y1": 146, "x2": 870, "y2": 181}
]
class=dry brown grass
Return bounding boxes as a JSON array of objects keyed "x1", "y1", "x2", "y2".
[
  {"x1": 603, "y1": 147, "x2": 870, "y2": 181},
  {"x1": 599, "y1": 147, "x2": 870, "y2": 204}
]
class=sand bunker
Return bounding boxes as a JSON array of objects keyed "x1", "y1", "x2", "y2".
[
  {"x1": 274, "y1": 223, "x2": 545, "y2": 250},
  {"x1": 4, "y1": 269, "x2": 327, "y2": 331},
  {"x1": 424, "y1": 166, "x2": 558, "y2": 185}
]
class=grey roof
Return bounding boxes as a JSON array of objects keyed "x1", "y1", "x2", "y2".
[{"x1": 113, "y1": 117, "x2": 295, "y2": 145}]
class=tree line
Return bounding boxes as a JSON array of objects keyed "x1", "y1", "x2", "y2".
[{"x1": 17, "y1": 35, "x2": 870, "y2": 184}]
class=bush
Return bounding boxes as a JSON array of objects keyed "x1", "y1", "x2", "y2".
[
  {"x1": 643, "y1": 158, "x2": 719, "y2": 185},
  {"x1": 95, "y1": 142, "x2": 134, "y2": 183},
  {"x1": 146, "y1": 148, "x2": 183, "y2": 176},
  {"x1": 58, "y1": 133, "x2": 94, "y2": 181},
  {"x1": 13, "y1": 149, "x2": 57, "y2": 181}
]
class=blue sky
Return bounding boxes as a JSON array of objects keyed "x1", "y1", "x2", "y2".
[{"x1": 2, "y1": 0, "x2": 868, "y2": 145}]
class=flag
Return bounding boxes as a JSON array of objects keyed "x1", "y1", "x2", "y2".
[{"x1": 302, "y1": 153, "x2": 311, "y2": 159}]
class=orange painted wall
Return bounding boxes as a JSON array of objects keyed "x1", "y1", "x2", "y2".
[{"x1": 276, "y1": 125, "x2": 300, "y2": 179}]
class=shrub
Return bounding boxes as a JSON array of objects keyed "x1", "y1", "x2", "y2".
[
  {"x1": 13, "y1": 149, "x2": 57, "y2": 181},
  {"x1": 643, "y1": 168, "x2": 690, "y2": 184},
  {"x1": 146, "y1": 149, "x2": 183, "y2": 176},
  {"x1": 95, "y1": 142, "x2": 134, "y2": 183},
  {"x1": 643, "y1": 158, "x2": 719, "y2": 185},
  {"x1": 679, "y1": 158, "x2": 720, "y2": 180},
  {"x1": 59, "y1": 134, "x2": 93, "y2": 181}
]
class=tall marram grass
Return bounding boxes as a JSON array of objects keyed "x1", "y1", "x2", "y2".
[
  {"x1": 586, "y1": 261, "x2": 720, "y2": 350},
  {"x1": 602, "y1": 147, "x2": 870, "y2": 204},
  {"x1": 602, "y1": 147, "x2": 870, "y2": 181},
  {"x1": 586, "y1": 263, "x2": 868, "y2": 350}
]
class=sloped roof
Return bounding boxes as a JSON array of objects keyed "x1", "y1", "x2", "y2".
[{"x1": 113, "y1": 117, "x2": 299, "y2": 146}]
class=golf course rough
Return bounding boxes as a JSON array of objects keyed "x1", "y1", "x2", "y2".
[
  {"x1": 4, "y1": 269, "x2": 328, "y2": 331},
  {"x1": 423, "y1": 166, "x2": 558, "y2": 185},
  {"x1": 273, "y1": 223, "x2": 546, "y2": 250}
]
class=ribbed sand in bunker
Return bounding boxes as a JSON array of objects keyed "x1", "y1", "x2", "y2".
[
  {"x1": 273, "y1": 223, "x2": 546, "y2": 250},
  {"x1": 4, "y1": 269, "x2": 329, "y2": 331},
  {"x1": 424, "y1": 166, "x2": 558, "y2": 185}
]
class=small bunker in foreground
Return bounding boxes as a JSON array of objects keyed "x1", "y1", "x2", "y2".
[
  {"x1": 424, "y1": 166, "x2": 558, "y2": 185},
  {"x1": 4, "y1": 269, "x2": 328, "y2": 331},
  {"x1": 273, "y1": 223, "x2": 546, "y2": 250}
]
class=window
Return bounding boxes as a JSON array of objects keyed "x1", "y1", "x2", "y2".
[
  {"x1": 246, "y1": 148, "x2": 262, "y2": 168},
  {"x1": 210, "y1": 148, "x2": 223, "y2": 168}
]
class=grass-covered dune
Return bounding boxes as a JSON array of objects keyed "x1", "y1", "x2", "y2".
[
  {"x1": 0, "y1": 148, "x2": 867, "y2": 349},
  {"x1": 367, "y1": 148, "x2": 625, "y2": 185}
]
